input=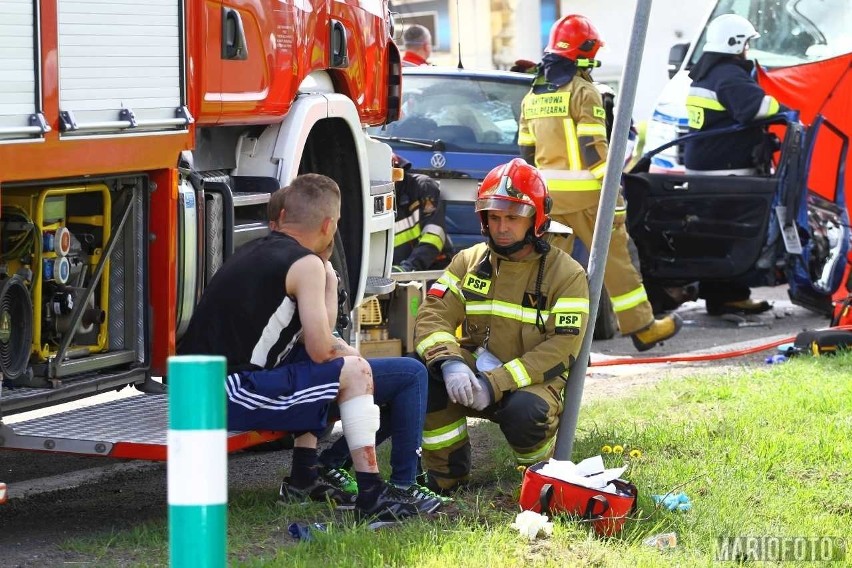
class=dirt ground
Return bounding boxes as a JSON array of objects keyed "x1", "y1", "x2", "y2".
[{"x1": 0, "y1": 362, "x2": 741, "y2": 568}]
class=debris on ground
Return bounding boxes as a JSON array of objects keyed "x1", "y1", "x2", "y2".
[
  {"x1": 643, "y1": 532, "x2": 678, "y2": 550},
  {"x1": 652, "y1": 491, "x2": 692, "y2": 511},
  {"x1": 510, "y1": 510, "x2": 554, "y2": 540}
]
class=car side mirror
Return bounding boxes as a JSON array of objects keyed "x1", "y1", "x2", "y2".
[{"x1": 668, "y1": 43, "x2": 690, "y2": 79}]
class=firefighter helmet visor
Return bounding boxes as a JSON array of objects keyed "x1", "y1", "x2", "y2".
[{"x1": 475, "y1": 197, "x2": 535, "y2": 218}]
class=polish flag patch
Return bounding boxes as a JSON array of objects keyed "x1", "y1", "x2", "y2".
[{"x1": 428, "y1": 282, "x2": 448, "y2": 298}]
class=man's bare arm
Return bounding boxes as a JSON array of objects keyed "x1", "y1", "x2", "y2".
[
  {"x1": 324, "y1": 261, "x2": 339, "y2": 330},
  {"x1": 287, "y1": 255, "x2": 349, "y2": 362}
]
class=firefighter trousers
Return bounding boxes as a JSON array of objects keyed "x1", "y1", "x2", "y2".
[
  {"x1": 420, "y1": 358, "x2": 564, "y2": 491},
  {"x1": 551, "y1": 202, "x2": 654, "y2": 335}
]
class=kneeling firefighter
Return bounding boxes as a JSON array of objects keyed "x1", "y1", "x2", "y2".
[{"x1": 414, "y1": 159, "x2": 590, "y2": 493}]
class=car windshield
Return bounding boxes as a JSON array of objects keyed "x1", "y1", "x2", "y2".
[
  {"x1": 689, "y1": 0, "x2": 852, "y2": 68},
  {"x1": 369, "y1": 74, "x2": 531, "y2": 153}
]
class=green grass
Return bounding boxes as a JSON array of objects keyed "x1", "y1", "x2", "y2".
[{"x1": 67, "y1": 355, "x2": 852, "y2": 566}]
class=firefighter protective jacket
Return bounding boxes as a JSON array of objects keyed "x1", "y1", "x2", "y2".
[
  {"x1": 393, "y1": 171, "x2": 452, "y2": 271},
  {"x1": 684, "y1": 54, "x2": 786, "y2": 171},
  {"x1": 414, "y1": 242, "x2": 589, "y2": 402},
  {"x1": 518, "y1": 71, "x2": 609, "y2": 215}
]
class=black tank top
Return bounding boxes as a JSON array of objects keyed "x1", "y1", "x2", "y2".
[{"x1": 178, "y1": 232, "x2": 313, "y2": 372}]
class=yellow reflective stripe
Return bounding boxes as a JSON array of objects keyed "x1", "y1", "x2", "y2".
[
  {"x1": 685, "y1": 95, "x2": 725, "y2": 111},
  {"x1": 434, "y1": 271, "x2": 463, "y2": 299},
  {"x1": 505, "y1": 358, "x2": 532, "y2": 388},
  {"x1": 518, "y1": 131, "x2": 536, "y2": 145},
  {"x1": 394, "y1": 210, "x2": 420, "y2": 232},
  {"x1": 394, "y1": 224, "x2": 421, "y2": 247},
  {"x1": 768, "y1": 97, "x2": 780, "y2": 116},
  {"x1": 422, "y1": 418, "x2": 468, "y2": 450},
  {"x1": 755, "y1": 95, "x2": 781, "y2": 119},
  {"x1": 514, "y1": 436, "x2": 556, "y2": 465},
  {"x1": 419, "y1": 232, "x2": 444, "y2": 249},
  {"x1": 546, "y1": 178, "x2": 602, "y2": 192},
  {"x1": 589, "y1": 161, "x2": 608, "y2": 179},
  {"x1": 576, "y1": 123, "x2": 607, "y2": 137},
  {"x1": 610, "y1": 285, "x2": 648, "y2": 312},
  {"x1": 552, "y1": 297, "x2": 590, "y2": 313},
  {"x1": 466, "y1": 300, "x2": 549, "y2": 325},
  {"x1": 415, "y1": 331, "x2": 459, "y2": 357},
  {"x1": 563, "y1": 118, "x2": 581, "y2": 170}
]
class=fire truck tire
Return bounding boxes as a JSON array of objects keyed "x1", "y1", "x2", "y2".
[{"x1": 330, "y1": 232, "x2": 352, "y2": 344}]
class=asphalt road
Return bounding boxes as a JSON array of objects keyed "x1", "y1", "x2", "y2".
[{"x1": 0, "y1": 285, "x2": 833, "y2": 567}]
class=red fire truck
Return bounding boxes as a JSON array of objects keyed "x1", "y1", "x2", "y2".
[{"x1": 0, "y1": 0, "x2": 401, "y2": 473}]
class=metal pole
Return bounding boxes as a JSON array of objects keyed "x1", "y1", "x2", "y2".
[
  {"x1": 553, "y1": 0, "x2": 654, "y2": 460},
  {"x1": 168, "y1": 355, "x2": 228, "y2": 567}
]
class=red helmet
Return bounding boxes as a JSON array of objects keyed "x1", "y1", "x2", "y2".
[
  {"x1": 476, "y1": 159, "x2": 552, "y2": 237},
  {"x1": 545, "y1": 14, "x2": 604, "y2": 61}
]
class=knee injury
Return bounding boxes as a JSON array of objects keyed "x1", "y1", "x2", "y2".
[{"x1": 338, "y1": 394, "x2": 380, "y2": 451}]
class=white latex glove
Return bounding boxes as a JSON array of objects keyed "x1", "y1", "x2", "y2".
[
  {"x1": 440, "y1": 360, "x2": 481, "y2": 407},
  {"x1": 469, "y1": 375, "x2": 493, "y2": 411}
]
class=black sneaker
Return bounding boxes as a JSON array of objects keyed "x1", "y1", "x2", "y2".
[
  {"x1": 319, "y1": 466, "x2": 359, "y2": 496},
  {"x1": 354, "y1": 482, "x2": 421, "y2": 522},
  {"x1": 402, "y1": 483, "x2": 447, "y2": 514},
  {"x1": 278, "y1": 476, "x2": 357, "y2": 508}
]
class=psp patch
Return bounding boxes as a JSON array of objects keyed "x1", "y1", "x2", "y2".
[
  {"x1": 462, "y1": 273, "x2": 491, "y2": 295},
  {"x1": 555, "y1": 313, "x2": 582, "y2": 335}
]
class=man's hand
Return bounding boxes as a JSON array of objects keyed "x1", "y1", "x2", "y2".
[
  {"x1": 441, "y1": 360, "x2": 481, "y2": 407},
  {"x1": 469, "y1": 375, "x2": 493, "y2": 411}
]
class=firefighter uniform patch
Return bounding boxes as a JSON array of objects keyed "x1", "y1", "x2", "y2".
[
  {"x1": 462, "y1": 273, "x2": 491, "y2": 295},
  {"x1": 555, "y1": 313, "x2": 582, "y2": 335},
  {"x1": 428, "y1": 282, "x2": 448, "y2": 298}
]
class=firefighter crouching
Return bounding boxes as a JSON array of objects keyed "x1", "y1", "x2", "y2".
[
  {"x1": 518, "y1": 14, "x2": 682, "y2": 351},
  {"x1": 414, "y1": 159, "x2": 590, "y2": 494}
]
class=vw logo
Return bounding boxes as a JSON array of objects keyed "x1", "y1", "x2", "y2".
[{"x1": 430, "y1": 152, "x2": 446, "y2": 169}]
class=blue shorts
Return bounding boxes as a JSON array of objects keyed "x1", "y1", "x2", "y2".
[{"x1": 225, "y1": 345, "x2": 343, "y2": 436}]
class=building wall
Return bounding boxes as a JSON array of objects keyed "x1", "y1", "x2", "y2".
[{"x1": 391, "y1": 0, "x2": 716, "y2": 120}]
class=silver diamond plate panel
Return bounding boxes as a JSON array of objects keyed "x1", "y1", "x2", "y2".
[
  {"x1": 11, "y1": 394, "x2": 169, "y2": 445},
  {"x1": 110, "y1": 203, "x2": 127, "y2": 351},
  {"x1": 205, "y1": 192, "x2": 223, "y2": 281},
  {"x1": 134, "y1": 187, "x2": 144, "y2": 360},
  {"x1": 9, "y1": 393, "x2": 250, "y2": 447}
]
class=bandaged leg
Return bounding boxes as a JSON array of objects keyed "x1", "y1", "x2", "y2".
[{"x1": 339, "y1": 394, "x2": 381, "y2": 451}]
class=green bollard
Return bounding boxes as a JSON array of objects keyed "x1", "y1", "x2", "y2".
[{"x1": 168, "y1": 355, "x2": 227, "y2": 567}]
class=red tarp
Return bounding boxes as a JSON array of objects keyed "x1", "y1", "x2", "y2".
[
  {"x1": 758, "y1": 52, "x2": 852, "y2": 209},
  {"x1": 759, "y1": 53, "x2": 852, "y2": 304}
]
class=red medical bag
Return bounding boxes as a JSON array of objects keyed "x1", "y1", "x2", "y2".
[{"x1": 519, "y1": 461, "x2": 638, "y2": 536}]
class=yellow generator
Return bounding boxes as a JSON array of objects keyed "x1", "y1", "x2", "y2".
[{"x1": 1, "y1": 184, "x2": 111, "y2": 385}]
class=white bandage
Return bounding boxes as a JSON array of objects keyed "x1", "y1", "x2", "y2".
[{"x1": 338, "y1": 394, "x2": 380, "y2": 451}]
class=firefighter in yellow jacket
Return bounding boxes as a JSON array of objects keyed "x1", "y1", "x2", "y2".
[
  {"x1": 415, "y1": 159, "x2": 589, "y2": 493},
  {"x1": 519, "y1": 14, "x2": 682, "y2": 351}
]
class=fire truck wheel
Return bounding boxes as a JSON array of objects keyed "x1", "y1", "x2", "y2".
[{"x1": 330, "y1": 232, "x2": 352, "y2": 344}]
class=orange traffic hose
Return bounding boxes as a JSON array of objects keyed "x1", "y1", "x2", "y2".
[{"x1": 589, "y1": 324, "x2": 852, "y2": 367}]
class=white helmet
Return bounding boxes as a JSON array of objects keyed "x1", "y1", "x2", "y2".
[{"x1": 703, "y1": 14, "x2": 760, "y2": 55}]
